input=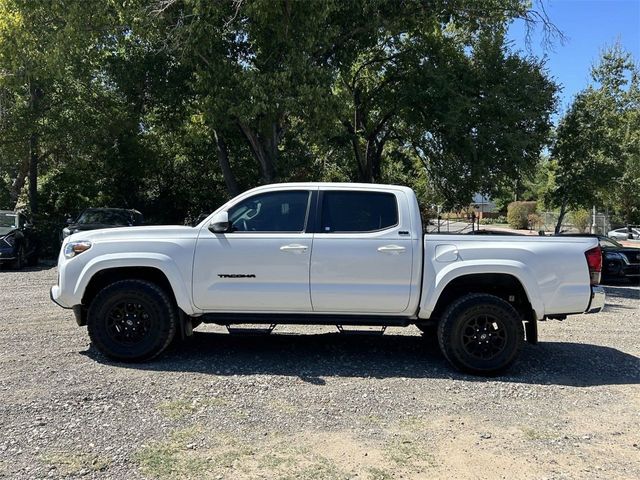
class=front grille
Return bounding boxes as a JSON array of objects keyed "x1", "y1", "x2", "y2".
[{"x1": 621, "y1": 252, "x2": 640, "y2": 265}]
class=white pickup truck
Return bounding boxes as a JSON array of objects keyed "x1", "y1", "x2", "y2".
[{"x1": 51, "y1": 183, "x2": 605, "y2": 374}]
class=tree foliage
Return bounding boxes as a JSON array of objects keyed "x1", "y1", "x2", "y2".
[
  {"x1": 0, "y1": 0, "x2": 560, "y2": 242},
  {"x1": 551, "y1": 44, "x2": 640, "y2": 229}
]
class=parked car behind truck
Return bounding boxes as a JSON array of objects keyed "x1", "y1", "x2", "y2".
[
  {"x1": 608, "y1": 227, "x2": 640, "y2": 240},
  {"x1": 558, "y1": 234, "x2": 640, "y2": 284},
  {"x1": 61, "y1": 208, "x2": 144, "y2": 241},
  {"x1": 51, "y1": 183, "x2": 605, "y2": 375},
  {"x1": 0, "y1": 210, "x2": 39, "y2": 269}
]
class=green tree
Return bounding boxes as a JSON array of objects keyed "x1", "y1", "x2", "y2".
[
  {"x1": 551, "y1": 44, "x2": 640, "y2": 231},
  {"x1": 153, "y1": 0, "x2": 558, "y2": 200},
  {"x1": 406, "y1": 30, "x2": 556, "y2": 208},
  {"x1": 0, "y1": 0, "x2": 114, "y2": 213}
]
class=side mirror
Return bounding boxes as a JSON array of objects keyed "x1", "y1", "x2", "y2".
[{"x1": 208, "y1": 211, "x2": 230, "y2": 233}]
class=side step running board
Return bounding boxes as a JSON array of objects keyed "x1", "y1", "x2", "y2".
[
  {"x1": 226, "y1": 324, "x2": 277, "y2": 336},
  {"x1": 201, "y1": 313, "x2": 411, "y2": 327},
  {"x1": 336, "y1": 325, "x2": 387, "y2": 335}
]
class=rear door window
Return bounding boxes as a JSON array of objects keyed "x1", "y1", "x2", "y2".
[{"x1": 320, "y1": 191, "x2": 398, "y2": 233}]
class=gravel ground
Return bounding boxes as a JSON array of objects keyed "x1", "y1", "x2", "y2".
[{"x1": 0, "y1": 266, "x2": 638, "y2": 480}]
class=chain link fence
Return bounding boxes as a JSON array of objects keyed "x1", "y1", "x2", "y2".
[
  {"x1": 424, "y1": 211, "x2": 615, "y2": 235},
  {"x1": 538, "y1": 211, "x2": 612, "y2": 234}
]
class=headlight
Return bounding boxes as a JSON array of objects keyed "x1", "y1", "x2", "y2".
[
  {"x1": 64, "y1": 240, "x2": 92, "y2": 259},
  {"x1": 62, "y1": 227, "x2": 72, "y2": 238},
  {"x1": 3, "y1": 234, "x2": 15, "y2": 247}
]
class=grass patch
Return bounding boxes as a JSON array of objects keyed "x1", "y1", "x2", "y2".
[
  {"x1": 158, "y1": 399, "x2": 197, "y2": 420},
  {"x1": 259, "y1": 452, "x2": 299, "y2": 469},
  {"x1": 42, "y1": 452, "x2": 111, "y2": 476},
  {"x1": 386, "y1": 437, "x2": 436, "y2": 471},
  {"x1": 135, "y1": 427, "x2": 259, "y2": 479},
  {"x1": 521, "y1": 427, "x2": 551, "y2": 441},
  {"x1": 278, "y1": 455, "x2": 348, "y2": 480},
  {"x1": 213, "y1": 445, "x2": 255, "y2": 468},
  {"x1": 135, "y1": 427, "x2": 205, "y2": 478},
  {"x1": 367, "y1": 466, "x2": 394, "y2": 480},
  {"x1": 158, "y1": 397, "x2": 229, "y2": 420}
]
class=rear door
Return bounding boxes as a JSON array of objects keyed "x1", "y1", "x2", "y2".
[{"x1": 310, "y1": 188, "x2": 414, "y2": 313}]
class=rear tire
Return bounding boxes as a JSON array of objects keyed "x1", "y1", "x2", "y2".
[
  {"x1": 87, "y1": 280, "x2": 176, "y2": 362},
  {"x1": 27, "y1": 251, "x2": 38, "y2": 267},
  {"x1": 12, "y1": 245, "x2": 25, "y2": 269},
  {"x1": 437, "y1": 293, "x2": 524, "y2": 375}
]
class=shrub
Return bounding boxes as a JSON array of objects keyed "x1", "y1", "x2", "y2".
[
  {"x1": 571, "y1": 209, "x2": 591, "y2": 233},
  {"x1": 527, "y1": 213, "x2": 542, "y2": 231},
  {"x1": 507, "y1": 201, "x2": 537, "y2": 229},
  {"x1": 480, "y1": 215, "x2": 507, "y2": 225}
]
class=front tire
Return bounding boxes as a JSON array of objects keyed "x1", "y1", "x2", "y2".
[
  {"x1": 437, "y1": 294, "x2": 524, "y2": 375},
  {"x1": 87, "y1": 280, "x2": 177, "y2": 362}
]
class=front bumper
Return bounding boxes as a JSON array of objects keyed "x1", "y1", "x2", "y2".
[
  {"x1": 0, "y1": 248, "x2": 16, "y2": 261},
  {"x1": 585, "y1": 286, "x2": 606, "y2": 313},
  {"x1": 50, "y1": 285, "x2": 68, "y2": 308}
]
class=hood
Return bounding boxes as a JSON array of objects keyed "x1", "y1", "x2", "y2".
[
  {"x1": 66, "y1": 225, "x2": 198, "y2": 242},
  {"x1": 68, "y1": 223, "x2": 128, "y2": 232}
]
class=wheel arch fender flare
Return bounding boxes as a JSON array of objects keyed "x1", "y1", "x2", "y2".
[
  {"x1": 73, "y1": 253, "x2": 196, "y2": 315},
  {"x1": 421, "y1": 260, "x2": 545, "y2": 320}
]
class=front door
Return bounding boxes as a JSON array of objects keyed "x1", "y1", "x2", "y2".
[{"x1": 192, "y1": 189, "x2": 314, "y2": 312}]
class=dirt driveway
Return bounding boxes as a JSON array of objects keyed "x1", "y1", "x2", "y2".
[{"x1": 0, "y1": 266, "x2": 638, "y2": 479}]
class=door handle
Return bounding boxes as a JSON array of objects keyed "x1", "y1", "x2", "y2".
[
  {"x1": 377, "y1": 245, "x2": 406, "y2": 254},
  {"x1": 280, "y1": 244, "x2": 308, "y2": 253}
]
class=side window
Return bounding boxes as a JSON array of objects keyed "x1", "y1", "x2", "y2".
[
  {"x1": 320, "y1": 191, "x2": 398, "y2": 233},
  {"x1": 228, "y1": 191, "x2": 310, "y2": 233}
]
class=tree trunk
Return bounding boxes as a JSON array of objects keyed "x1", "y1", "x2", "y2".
[
  {"x1": 28, "y1": 132, "x2": 38, "y2": 214},
  {"x1": 27, "y1": 82, "x2": 43, "y2": 214},
  {"x1": 213, "y1": 130, "x2": 240, "y2": 197},
  {"x1": 238, "y1": 122, "x2": 277, "y2": 184},
  {"x1": 555, "y1": 200, "x2": 568, "y2": 234},
  {"x1": 10, "y1": 158, "x2": 29, "y2": 208},
  {"x1": 344, "y1": 103, "x2": 393, "y2": 183},
  {"x1": 342, "y1": 120, "x2": 367, "y2": 181},
  {"x1": 353, "y1": 140, "x2": 367, "y2": 181}
]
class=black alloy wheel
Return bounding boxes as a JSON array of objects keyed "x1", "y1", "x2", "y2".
[
  {"x1": 460, "y1": 313, "x2": 507, "y2": 361},
  {"x1": 106, "y1": 301, "x2": 153, "y2": 346},
  {"x1": 87, "y1": 279, "x2": 176, "y2": 362},
  {"x1": 437, "y1": 293, "x2": 524, "y2": 375}
]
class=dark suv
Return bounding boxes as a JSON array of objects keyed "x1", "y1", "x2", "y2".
[
  {"x1": 557, "y1": 233, "x2": 640, "y2": 284},
  {"x1": 0, "y1": 211, "x2": 39, "y2": 269},
  {"x1": 61, "y1": 208, "x2": 144, "y2": 241}
]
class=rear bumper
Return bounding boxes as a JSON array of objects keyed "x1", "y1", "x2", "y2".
[{"x1": 585, "y1": 286, "x2": 605, "y2": 313}]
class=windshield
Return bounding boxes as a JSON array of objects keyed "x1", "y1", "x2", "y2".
[
  {"x1": 599, "y1": 237, "x2": 622, "y2": 249},
  {"x1": 77, "y1": 209, "x2": 132, "y2": 226},
  {"x1": 0, "y1": 212, "x2": 18, "y2": 235}
]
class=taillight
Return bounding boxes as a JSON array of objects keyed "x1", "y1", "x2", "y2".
[{"x1": 585, "y1": 246, "x2": 602, "y2": 285}]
